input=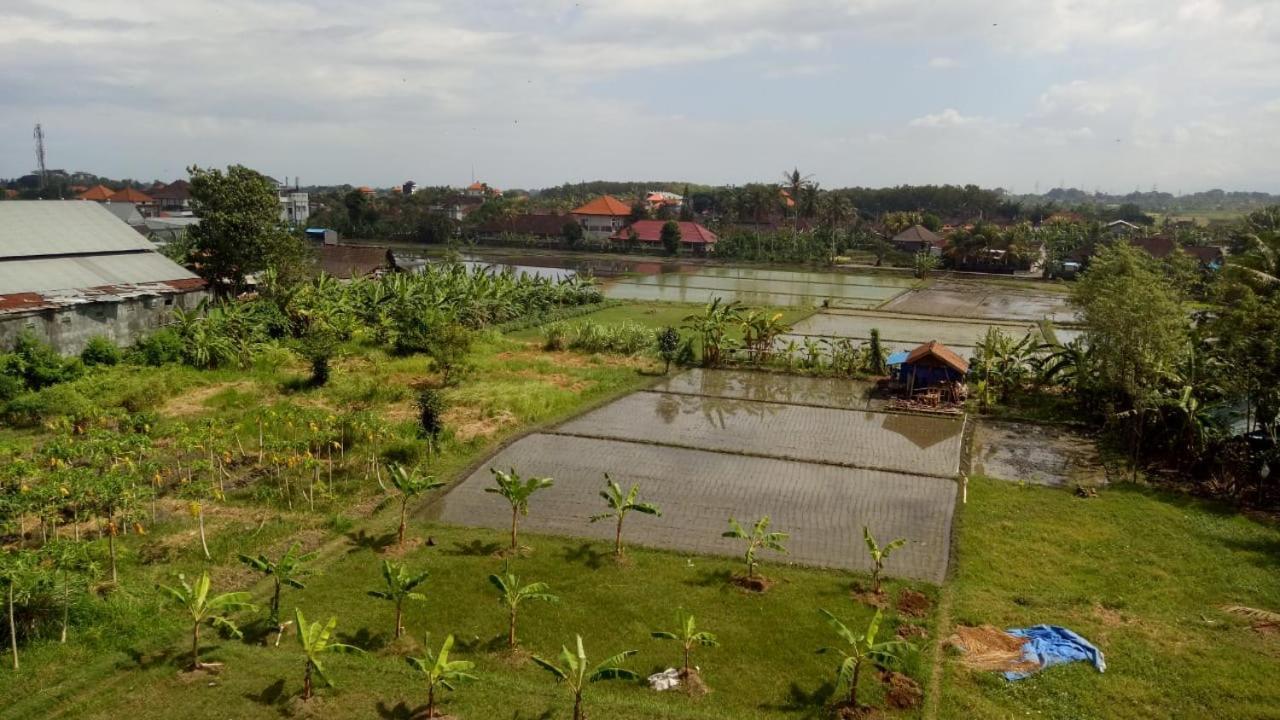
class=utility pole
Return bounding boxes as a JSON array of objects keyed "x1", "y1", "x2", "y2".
[{"x1": 33, "y1": 123, "x2": 47, "y2": 190}]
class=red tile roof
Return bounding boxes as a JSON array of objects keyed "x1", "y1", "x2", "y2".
[
  {"x1": 150, "y1": 179, "x2": 191, "y2": 200},
  {"x1": 78, "y1": 184, "x2": 115, "y2": 201},
  {"x1": 571, "y1": 195, "x2": 630, "y2": 217},
  {"x1": 905, "y1": 341, "x2": 969, "y2": 374},
  {"x1": 108, "y1": 187, "x2": 154, "y2": 203},
  {"x1": 892, "y1": 224, "x2": 945, "y2": 248},
  {"x1": 610, "y1": 220, "x2": 718, "y2": 245}
]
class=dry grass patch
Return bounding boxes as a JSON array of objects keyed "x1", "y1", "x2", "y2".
[
  {"x1": 443, "y1": 406, "x2": 518, "y2": 442},
  {"x1": 160, "y1": 381, "x2": 254, "y2": 417}
]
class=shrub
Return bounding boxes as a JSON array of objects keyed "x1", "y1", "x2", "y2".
[
  {"x1": 132, "y1": 328, "x2": 184, "y2": 366},
  {"x1": 380, "y1": 440, "x2": 424, "y2": 467},
  {"x1": 80, "y1": 336, "x2": 122, "y2": 367},
  {"x1": 543, "y1": 321, "x2": 570, "y2": 351},
  {"x1": 10, "y1": 331, "x2": 82, "y2": 388},
  {"x1": 4, "y1": 384, "x2": 94, "y2": 428},
  {"x1": 656, "y1": 326, "x2": 680, "y2": 373},
  {"x1": 416, "y1": 388, "x2": 448, "y2": 446},
  {"x1": 567, "y1": 321, "x2": 655, "y2": 355}
]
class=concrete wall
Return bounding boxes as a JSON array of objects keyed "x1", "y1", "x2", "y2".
[{"x1": 0, "y1": 288, "x2": 211, "y2": 355}]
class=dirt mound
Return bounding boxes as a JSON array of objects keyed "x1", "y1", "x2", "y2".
[
  {"x1": 896, "y1": 623, "x2": 928, "y2": 641},
  {"x1": 679, "y1": 668, "x2": 710, "y2": 696},
  {"x1": 831, "y1": 701, "x2": 884, "y2": 719},
  {"x1": 947, "y1": 625, "x2": 1037, "y2": 673},
  {"x1": 730, "y1": 574, "x2": 775, "y2": 593},
  {"x1": 880, "y1": 670, "x2": 922, "y2": 709},
  {"x1": 897, "y1": 588, "x2": 931, "y2": 617}
]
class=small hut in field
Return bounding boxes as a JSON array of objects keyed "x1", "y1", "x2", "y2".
[{"x1": 894, "y1": 341, "x2": 969, "y2": 402}]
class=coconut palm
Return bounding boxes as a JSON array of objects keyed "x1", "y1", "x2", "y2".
[
  {"x1": 817, "y1": 608, "x2": 915, "y2": 709},
  {"x1": 589, "y1": 475, "x2": 661, "y2": 557},
  {"x1": 485, "y1": 467, "x2": 554, "y2": 552},
  {"x1": 489, "y1": 569, "x2": 559, "y2": 649},
  {"x1": 532, "y1": 635, "x2": 638, "y2": 720},
  {"x1": 407, "y1": 634, "x2": 478, "y2": 718},
  {"x1": 238, "y1": 542, "x2": 316, "y2": 625},
  {"x1": 367, "y1": 560, "x2": 429, "y2": 639},
  {"x1": 157, "y1": 571, "x2": 255, "y2": 670},
  {"x1": 651, "y1": 609, "x2": 718, "y2": 681},
  {"x1": 862, "y1": 527, "x2": 906, "y2": 595},
  {"x1": 294, "y1": 608, "x2": 362, "y2": 700},
  {"x1": 722, "y1": 516, "x2": 789, "y2": 579},
  {"x1": 384, "y1": 463, "x2": 446, "y2": 547}
]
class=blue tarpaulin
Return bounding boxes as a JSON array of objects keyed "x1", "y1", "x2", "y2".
[{"x1": 1003, "y1": 625, "x2": 1106, "y2": 681}]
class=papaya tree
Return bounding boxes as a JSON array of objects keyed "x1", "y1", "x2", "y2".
[
  {"x1": 588, "y1": 474, "x2": 661, "y2": 558},
  {"x1": 407, "y1": 634, "x2": 478, "y2": 718},
  {"x1": 46, "y1": 540, "x2": 98, "y2": 644},
  {"x1": 817, "y1": 608, "x2": 915, "y2": 710},
  {"x1": 651, "y1": 609, "x2": 718, "y2": 681},
  {"x1": 294, "y1": 608, "x2": 362, "y2": 700},
  {"x1": 367, "y1": 560, "x2": 428, "y2": 639},
  {"x1": 722, "y1": 516, "x2": 788, "y2": 579},
  {"x1": 157, "y1": 571, "x2": 255, "y2": 670},
  {"x1": 238, "y1": 542, "x2": 316, "y2": 625},
  {"x1": 1, "y1": 550, "x2": 34, "y2": 670},
  {"x1": 485, "y1": 467, "x2": 554, "y2": 552},
  {"x1": 532, "y1": 635, "x2": 638, "y2": 720},
  {"x1": 862, "y1": 526, "x2": 906, "y2": 595},
  {"x1": 489, "y1": 570, "x2": 558, "y2": 648},
  {"x1": 385, "y1": 463, "x2": 446, "y2": 548}
]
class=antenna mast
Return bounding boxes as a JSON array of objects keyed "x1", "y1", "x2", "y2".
[{"x1": 33, "y1": 123, "x2": 47, "y2": 189}]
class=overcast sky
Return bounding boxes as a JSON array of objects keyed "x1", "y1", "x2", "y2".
[{"x1": 3, "y1": 0, "x2": 1278, "y2": 193}]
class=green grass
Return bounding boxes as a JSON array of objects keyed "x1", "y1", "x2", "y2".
[
  {"x1": 2, "y1": 523, "x2": 935, "y2": 720},
  {"x1": 939, "y1": 477, "x2": 1280, "y2": 719},
  {"x1": 505, "y1": 302, "x2": 815, "y2": 343}
]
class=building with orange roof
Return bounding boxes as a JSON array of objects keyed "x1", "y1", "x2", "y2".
[
  {"x1": 78, "y1": 184, "x2": 115, "y2": 202},
  {"x1": 571, "y1": 195, "x2": 632, "y2": 239},
  {"x1": 108, "y1": 187, "x2": 155, "y2": 204},
  {"x1": 464, "y1": 181, "x2": 501, "y2": 197}
]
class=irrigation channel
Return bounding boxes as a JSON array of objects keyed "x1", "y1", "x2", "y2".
[{"x1": 429, "y1": 369, "x2": 964, "y2": 583}]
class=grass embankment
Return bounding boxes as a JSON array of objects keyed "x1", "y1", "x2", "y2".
[
  {"x1": 506, "y1": 301, "x2": 815, "y2": 344},
  {"x1": 938, "y1": 477, "x2": 1280, "y2": 719}
]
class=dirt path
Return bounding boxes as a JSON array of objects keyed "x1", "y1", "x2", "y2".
[{"x1": 923, "y1": 582, "x2": 955, "y2": 720}]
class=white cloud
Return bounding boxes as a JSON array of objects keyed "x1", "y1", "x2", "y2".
[
  {"x1": 908, "y1": 109, "x2": 987, "y2": 128},
  {"x1": 928, "y1": 56, "x2": 958, "y2": 69}
]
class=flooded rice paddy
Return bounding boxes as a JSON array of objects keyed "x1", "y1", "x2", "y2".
[
  {"x1": 433, "y1": 369, "x2": 961, "y2": 581},
  {"x1": 785, "y1": 309, "x2": 1082, "y2": 354},
  {"x1": 881, "y1": 279, "x2": 1079, "y2": 323}
]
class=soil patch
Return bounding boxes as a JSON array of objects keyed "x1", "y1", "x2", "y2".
[
  {"x1": 679, "y1": 668, "x2": 710, "y2": 697},
  {"x1": 897, "y1": 588, "x2": 931, "y2": 618},
  {"x1": 443, "y1": 406, "x2": 517, "y2": 442},
  {"x1": 730, "y1": 574, "x2": 775, "y2": 593},
  {"x1": 831, "y1": 701, "x2": 885, "y2": 720},
  {"x1": 896, "y1": 623, "x2": 928, "y2": 641},
  {"x1": 880, "y1": 670, "x2": 923, "y2": 709},
  {"x1": 851, "y1": 589, "x2": 888, "y2": 608},
  {"x1": 379, "y1": 536, "x2": 425, "y2": 558},
  {"x1": 513, "y1": 368, "x2": 595, "y2": 392},
  {"x1": 947, "y1": 625, "x2": 1037, "y2": 674},
  {"x1": 160, "y1": 382, "x2": 253, "y2": 417}
]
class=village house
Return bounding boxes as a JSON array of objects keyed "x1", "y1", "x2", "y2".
[
  {"x1": 571, "y1": 195, "x2": 631, "y2": 240},
  {"x1": 609, "y1": 219, "x2": 718, "y2": 254},
  {"x1": 0, "y1": 201, "x2": 209, "y2": 354},
  {"x1": 890, "y1": 224, "x2": 946, "y2": 255}
]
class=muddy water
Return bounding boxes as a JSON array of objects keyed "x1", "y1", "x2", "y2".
[
  {"x1": 881, "y1": 280, "x2": 1079, "y2": 323},
  {"x1": 608, "y1": 274, "x2": 908, "y2": 301},
  {"x1": 655, "y1": 368, "x2": 877, "y2": 410},
  {"x1": 554, "y1": 390, "x2": 964, "y2": 477},
  {"x1": 972, "y1": 420, "x2": 1104, "y2": 486},
  {"x1": 787, "y1": 311, "x2": 1082, "y2": 352}
]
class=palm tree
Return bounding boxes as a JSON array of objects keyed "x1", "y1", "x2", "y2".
[
  {"x1": 408, "y1": 634, "x2": 478, "y2": 718},
  {"x1": 367, "y1": 560, "x2": 429, "y2": 639},
  {"x1": 862, "y1": 527, "x2": 906, "y2": 595},
  {"x1": 294, "y1": 608, "x2": 362, "y2": 700},
  {"x1": 533, "y1": 635, "x2": 638, "y2": 720},
  {"x1": 817, "y1": 608, "x2": 915, "y2": 709},
  {"x1": 722, "y1": 516, "x2": 789, "y2": 579},
  {"x1": 589, "y1": 474, "x2": 661, "y2": 557},
  {"x1": 238, "y1": 542, "x2": 315, "y2": 625},
  {"x1": 485, "y1": 467, "x2": 554, "y2": 552},
  {"x1": 489, "y1": 569, "x2": 558, "y2": 649},
  {"x1": 651, "y1": 609, "x2": 718, "y2": 681},
  {"x1": 157, "y1": 571, "x2": 255, "y2": 670},
  {"x1": 385, "y1": 463, "x2": 446, "y2": 547}
]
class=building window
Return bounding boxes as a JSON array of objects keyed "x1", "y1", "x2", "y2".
[{"x1": 164, "y1": 296, "x2": 174, "y2": 307}]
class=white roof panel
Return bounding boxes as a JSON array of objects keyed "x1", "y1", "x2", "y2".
[
  {"x1": 0, "y1": 253, "x2": 197, "y2": 295},
  {"x1": 0, "y1": 201, "x2": 159, "y2": 258}
]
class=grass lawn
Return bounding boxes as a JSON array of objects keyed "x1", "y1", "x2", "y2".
[
  {"x1": 505, "y1": 302, "x2": 816, "y2": 343},
  {"x1": 937, "y1": 477, "x2": 1280, "y2": 719}
]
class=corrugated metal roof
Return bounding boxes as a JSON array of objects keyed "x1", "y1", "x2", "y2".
[
  {"x1": 0, "y1": 201, "x2": 158, "y2": 258},
  {"x1": 0, "y1": 253, "x2": 197, "y2": 295}
]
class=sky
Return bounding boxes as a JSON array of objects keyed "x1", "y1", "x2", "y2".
[{"x1": 2, "y1": 0, "x2": 1279, "y2": 193}]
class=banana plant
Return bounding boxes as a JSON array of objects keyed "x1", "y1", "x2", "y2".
[
  {"x1": 489, "y1": 569, "x2": 558, "y2": 648},
  {"x1": 384, "y1": 463, "x2": 446, "y2": 548},
  {"x1": 532, "y1": 635, "x2": 638, "y2": 720},
  {"x1": 367, "y1": 560, "x2": 428, "y2": 639},
  {"x1": 817, "y1": 608, "x2": 915, "y2": 709},
  {"x1": 407, "y1": 634, "x2": 478, "y2": 718},
  {"x1": 294, "y1": 608, "x2": 362, "y2": 700},
  {"x1": 588, "y1": 474, "x2": 661, "y2": 557},
  {"x1": 723, "y1": 516, "x2": 789, "y2": 579},
  {"x1": 862, "y1": 526, "x2": 906, "y2": 595},
  {"x1": 485, "y1": 467, "x2": 554, "y2": 552},
  {"x1": 238, "y1": 542, "x2": 316, "y2": 625},
  {"x1": 651, "y1": 609, "x2": 718, "y2": 680},
  {"x1": 157, "y1": 571, "x2": 255, "y2": 670}
]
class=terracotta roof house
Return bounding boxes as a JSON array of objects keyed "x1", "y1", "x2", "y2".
[
  {"x1": 1184, "y1": 245, "x2": 1225, "y2": 267},
  {"x1": 150, "y1": 180, "x2": 192, "y2": 211},
  {"x1": 108, "y1": 187, "x2": 155, "y2": 204},
  {"x1": 1127, "y1": 235, "x2": 1176, "y2": 259},
  {"x1": 571, "y1": 195, "x2": 631, "y2": 239},
  {"x1": 891, "y1": 225, "x2": 945, "y2": 255},
  {"x1": 465, "y1": 181, "x2": 502, "y2": 197},
  {"x1": 610, "y1": 220, "x2": 718, "y2": 252},
  {"x1": 78, "y1": 184, "x2": 115, "y2": 201},
  {"x1": 0, "y1": 201, "x2": 208, "y2": 353}
]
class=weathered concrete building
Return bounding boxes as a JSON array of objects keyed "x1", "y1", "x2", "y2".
[{"x1": 0, "y1": 201, "x2": 209, "y2": 354}]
